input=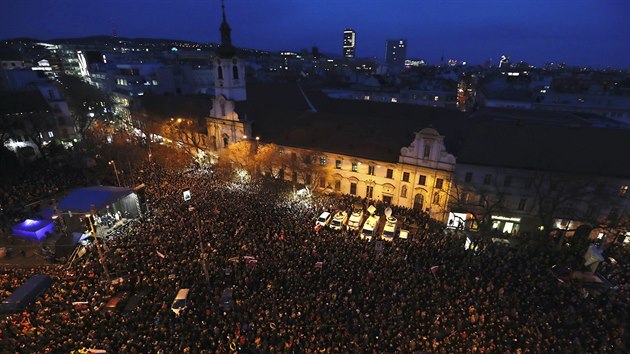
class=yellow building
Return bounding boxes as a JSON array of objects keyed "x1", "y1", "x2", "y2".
[{"x1": 273, "y1": 128, "x2": 455, "y2": 221}]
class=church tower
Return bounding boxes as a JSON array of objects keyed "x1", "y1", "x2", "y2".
[
  {"x1": 213, "y1": 0, "x2": 246, "y2": 102},
  {"x1": 207, "y1": 0, "x2": 251, "y2": 151}
]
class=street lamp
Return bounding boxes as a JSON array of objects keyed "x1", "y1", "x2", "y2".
[{"x1": 109, "y1": 160, "x2": 121, "y2": 187}]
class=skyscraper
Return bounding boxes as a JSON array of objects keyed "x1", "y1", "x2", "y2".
[
  {"x1": 385, "y1": 39, "x2": 407, "y2": 70},
  {"x1": 343, "y1": 29, "x2": 356, "y2": 58}
]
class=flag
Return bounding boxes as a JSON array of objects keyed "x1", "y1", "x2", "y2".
[
  {"x1": 315, "y1": 261, "x2": 323, "y2": 269},
  {"x1": 156, "y1": 250, "x2": 166, "y2": 259}
]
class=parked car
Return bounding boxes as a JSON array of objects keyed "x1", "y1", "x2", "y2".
[
  {"x1": 171, "y1": 288, "x2": 190, "y2": 316},
  {"x1": 330, "y1": 211, "x2": 348, "y2": 230},
  {"x1": 361, "y1": 214, "x2": 381, "y2": 241},
  {"x1": 347, "y1": 208, "x2": 365, "y2": 231},
  {"x1": 381, "y1": 216, "x2": 398, "y2": 242},
  {"x1": 315, "y1": 212, "x2": 332, "y2": 229}
]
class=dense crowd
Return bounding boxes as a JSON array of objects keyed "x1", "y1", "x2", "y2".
[
  {"x1": 1, "y1": 165, "x2": 628, "y2": 353},
  {"x1": 0, "y1": 166, "x2": 87, "y2": 234}
]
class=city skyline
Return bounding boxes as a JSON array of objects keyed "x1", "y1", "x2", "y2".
[{"x1": 1, "y1": 0, "x2": 629, "y2": 68}]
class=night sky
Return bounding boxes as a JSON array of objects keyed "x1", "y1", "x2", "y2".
[{"x1": 2, "y1": 0, "x2": 629, "y2": 68}]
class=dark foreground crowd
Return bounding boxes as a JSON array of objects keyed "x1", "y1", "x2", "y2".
[{"x1": 1, "y1": 166, "x2": 629, "y2": 353}]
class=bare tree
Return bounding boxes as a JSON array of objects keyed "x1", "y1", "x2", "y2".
[
  {"x1": 162, "y1": 118, "x2": 208, "y2": 154},
  {"x1": 57, "y1": 75, "x2": 113, "y2": 140}
]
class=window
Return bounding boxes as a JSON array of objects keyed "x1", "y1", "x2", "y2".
[
  {"x1": 319, "y1": 157, "x2": 327, "y2": 166},
  {"x1": 335, "y1": 160, "x2": 341, "y2": 169},
  {"x1": 524, "y1": 178, "x2": 533, "y2": 189},
  {"x1": 423, "y1": 144, "x2": 431, "y2": 159},
  {"x1": 47, "y1": 131, "x2": 54, "y2": 138},
  {"x1": 402, "y1": 172, "x2": 410, "y2": 182},
  {"x1": 217, "y1": 65, "x2": 223, "y2": 80},
  {"x1": 504, "y1": 176, "x2": 512, "y2": 187},
  {"x1": 518, "y1": 198, "x2": 527, "y2": 211},
  {"x1": 432, "y1": 192, "x2": 440, "y2": 204},
  {"x1": 386, "y1": 169, "x2": 393, "y2": 179},
  {"x1": 351, "y1": 162, "x2": 358, "y2": 172},
  {"x1": 350, "y1": 182, "x2": 357, "y2": 195},
  {"x1": 464, "y1": 172, "x2": 472, "y2": 183},
  {"x1": 460, "y1": 192, "x2": 468, "y2": 203},
  {"x1": 368, "y1": 165, "x2": 375, "y2": 175},
  {"x1": 418, "y1": 175, "x2": 426, "y2": 186},
  {"x1": 366, "y1": 186, "x2": 374, "y2": 198},
  {"x1": 435, "y1": 178, "x2": 444, "y2": 190},
  {"x1": 483, "y1": 174, "x2": 492, "y2": 185},
  {"x1": 232, "y1": 65, "x2": 239, "y2": 80},
  {"x1": 619, "y1": 185, "x2": 628, "y2": 197},
  {"x1": 401, "y1": 185, "x2": 408, "y2": 198},
  {"x1": 334, "y1": 180, "x2": 341, "y2": 191}
]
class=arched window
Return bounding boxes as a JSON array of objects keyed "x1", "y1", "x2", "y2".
[
  {"x1": 217, "y1": 65, "x2": 223, "y2": 80},
  {"x1": 413, "y1": 194, "x2": 424, "y2": 211},
  {"x1": 223, "y1": 134, "x2": 229, "y2": 147},
  {"x1": 423, "y1": 144, "x2": 431, "y2": 159},
  {"x1": 232, "y1": 65, "x2": 239, "y2": 80}
]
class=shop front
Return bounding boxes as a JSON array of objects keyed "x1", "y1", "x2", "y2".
[{"x1": 491, "y1": 215, "x2": 521, "y2": 235}]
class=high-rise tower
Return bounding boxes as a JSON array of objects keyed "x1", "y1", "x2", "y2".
[{"x1": 343, "y1": 29, "x2": 356, "y2": 58}]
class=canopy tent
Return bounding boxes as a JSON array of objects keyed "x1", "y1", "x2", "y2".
[
  {"x1": 12, "y1": 218, "x2": 54, "y2": 241},
  {"x1": 58, "y1": 186, "x2": 135, "y2": 214}
]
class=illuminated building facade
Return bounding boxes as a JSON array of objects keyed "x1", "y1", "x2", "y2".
[
  {"x1": 272, "y1": 128, "x2": 456, "y2": 222},
  {"x1": 385, "y1": 39, "x2": 407, "y2": 71},
  {"x1": 206, "y1": 1, "x2": 251, "y2": 152},
  {"x1": 343, "y1": 29, "x2": 356, "y2": 58}
]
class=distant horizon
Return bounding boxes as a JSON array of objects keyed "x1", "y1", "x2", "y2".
[{"x1": 2, "y1": 1, "x2": 629, "y2": 69}]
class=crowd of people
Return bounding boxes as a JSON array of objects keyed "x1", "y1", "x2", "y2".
[{"x1": 1, "y1": 164, "x2": 628, "y2": 353}]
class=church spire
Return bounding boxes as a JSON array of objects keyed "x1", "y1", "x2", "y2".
[{"x1": 218, "y1": 0, "x2": 235, "y2": 58}]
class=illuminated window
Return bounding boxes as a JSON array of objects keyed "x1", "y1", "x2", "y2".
[
  {"x1": 434, "y1": 96, "x2": 439, "y2": 101},
  {"x1": 319, "y1": 157, "x2": 327, "y2": 166},
  {"x1": 47, "y1": 131, "x2": 54, "y2": 138},
  {"x1": 620, "y1": 185, "x2": 628, "y2": 197},
  {"x1": 351, "y1": 162, "x2": 358, "y2": 172},
  {"x1": 402, "y1": 172, "x2": 410, "y2": 182},
  {"x1": 391, "y1": 97, "x2": 398, "y2": 103},
  {"x1": 418, "y1": 175, "x2": 426, "y2": 186},
  {"x1": 386, "y1": 169, "x2": 393, "y2": 179},
  {"x1": 364, "y1": 95, "x2": 370, "y2": 101},
  {"x1": 368, "y1": 165, "x2": 375, "y2": 175}
]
